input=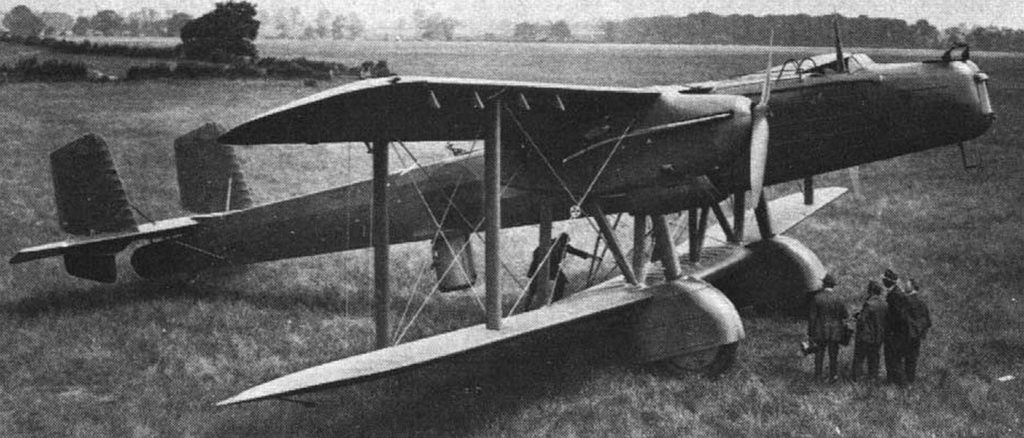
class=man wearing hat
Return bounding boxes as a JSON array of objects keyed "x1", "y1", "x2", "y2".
[
  {"x1": 883, "y1": 268, "x2": 910, "y2": 385},
  {"x1": 852, "y1": 280, "x2": 888, "y2": 381},
  {"x1": 808, "y1": 273, "x2": 849, "y2": 382},
  {"x1": 903, "y1": 278, "x2": 932, "y2": 383}
]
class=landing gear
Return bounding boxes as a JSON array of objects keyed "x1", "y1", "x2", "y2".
[{"x1": 662, "y1": 342, "x2": 739, "y2": 379}]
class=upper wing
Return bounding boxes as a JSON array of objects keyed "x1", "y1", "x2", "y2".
[{"x1": 219, "y1": 76, "x2": 662, "y2": 147}]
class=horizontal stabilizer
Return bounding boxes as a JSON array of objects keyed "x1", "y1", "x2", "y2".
[{"x1": 10, "y1": 217, "x2": 200, "y2": 265}]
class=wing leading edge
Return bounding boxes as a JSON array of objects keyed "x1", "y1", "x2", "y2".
[{"x1": 218, "y1": 76, "x2": 662, "y2": 146}]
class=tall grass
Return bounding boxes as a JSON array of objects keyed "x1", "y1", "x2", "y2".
[{"x1": 0, "y1": 48, "x2": 1021, "y2": 436}]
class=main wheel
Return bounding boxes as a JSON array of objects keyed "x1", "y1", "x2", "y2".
[{"x1": 661, "y1": 342, "x2": 739, "y2": 379}]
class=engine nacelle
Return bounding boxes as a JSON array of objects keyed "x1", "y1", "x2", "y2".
[
  {"x1": 630, "y1": 277, "x2": 744, "y2": 363},
  {"x1": 708, "y1": 235, "x2": 827, "y2": 317}
]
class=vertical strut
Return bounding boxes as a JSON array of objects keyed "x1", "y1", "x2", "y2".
[
  {"x1": 732, "y1": 191, "x2": 746, "y2": 244},
  {"x1": 372, "y1": 139, "x2": 390, "y2": 349},
  {"x1": 632, "y1": 213, "x2": 647, "y2": 283},
  {"x1": 803, "y1": 176, "x2": 814, "y2": 205},
  {"x1": 754, "y1": 193, "x2": 774, "y2": 239},
  {"x1": 710, "y1": 202, "x2": 736, "y2": 244},
  {"x1": 485, "y1": 99, "x2": 502, "y2": 330},
  {"x1": 651, "y1": 214, "x2": 681, "y2": 281},
  {"x1": 590, "y1": 203, "x2": 639, "y2": 286},
  {"x1": 533, "y1": 201, "x2": 553, "y2": 309},
  {"x1": 733, "y1": 192, "x2": 749, "y2": 244},
  {"x1": 687, "y1": 208, "x2": 700, "y2": 263}
]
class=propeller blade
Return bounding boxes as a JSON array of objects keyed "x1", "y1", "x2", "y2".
[
  {"x1": 759, "y1": 30, "x2": 775, "y2": 105},
  {"x1": 749, "y1": 105, "x2": 769, "y2": 202},
  {"x1": 750, "y1": 31, "x2": 774, "y2": 202}
]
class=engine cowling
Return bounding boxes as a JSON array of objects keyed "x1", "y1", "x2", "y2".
[
  {"x1": 630, "y1": 277, "x2": 744, "y2": 364},
  {"x1": 708, "y1": 235, "x2": 827, "y2": 317}
]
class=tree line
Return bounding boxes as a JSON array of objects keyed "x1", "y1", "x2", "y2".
[
  {"x1": 3, "y1": 5, "x2": 193, "y2": 38},
  {"x1": 595, "y1": 13, "x2": 1024, "y2": 52}
]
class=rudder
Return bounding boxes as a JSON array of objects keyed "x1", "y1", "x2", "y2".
[
  {"x1": 50, "y1": 133, "x2": 137, "y2": 236},
  {"x1": 175, "y1": 123, "x2": 253, "y2": 213},
  {"x1": 50, "y1": 134, "x2": 137, "y2": 282}
]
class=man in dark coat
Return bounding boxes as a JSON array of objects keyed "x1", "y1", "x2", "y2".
[
  {"x1": 903, "y1": 279, "x2": 932, "y2": 383},
  {"x1": 883, "y1": 268, "x2": 909, "y2": 385},
  {"x1": 852, "y1": 280, "x2": 887, "y2": 381},
  {"x1": 808, "y1": 274, "x2": 849, "y2": 382}
]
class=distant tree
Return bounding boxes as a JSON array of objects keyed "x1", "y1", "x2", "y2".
[
  {"x1": 598, "y1": 20, "x2": 617, "y2": 42},
  {"x1": 331, "y1": 14, "x2": 348, "y2": 39},
  {"x1": 39, "y1": 12, "x2": 74, "y2": 36},
  {"x1": 3, "y1": 5, "x2": 45, "y2": 37},
  {"x1": 315, "y1": 9, "x2": 332, "y2": 39},
  {"x1": 909, "y1": 19, "x2": 940, "y2": 48},
  {"x1": 164, "y1": 12, "x2": 193, "y2": 37},
  {"x1": 91, "y1": 10, "x2": 125, "y2": 36},
  {"x1": 346, "y1": 13, "x2": 365, "y2": 39},
  {"x1": 548, "y1": 20, "x2": 571, "y2": 41},
  {"x1": 513, "y1": 22, "x2": 540, "y2": 41},
  {"x1": 180, "y1": 1, "x2": 260, "y2": 62},
  {"x1": 416, "y1": 11, "x2": 457, "y2": 41},
  {"x1": 71, "y1": 16, "x2": 90, "y2": 36},
  {"x1": 125, "y1": 8, "x2": 161, "y2": 36},
  {"x1": 300, "y1": 25, "x2": 318, "y2": 40}
]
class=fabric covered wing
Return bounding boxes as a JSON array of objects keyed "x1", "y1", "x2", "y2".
[{"x1": 219, "y1": 76, "x2": 662, "y2": 149}]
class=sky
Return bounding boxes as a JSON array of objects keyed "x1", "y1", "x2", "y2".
[{"x1": 4, "y1": 0, "x2": 1022, "y2": 31}]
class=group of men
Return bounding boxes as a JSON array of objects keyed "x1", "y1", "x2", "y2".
[{"x1": 807, "y1": 269, "x2": 932, "y2": 385}]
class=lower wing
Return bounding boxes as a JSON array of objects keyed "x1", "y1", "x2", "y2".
[{"x1": 217, "y1": 187, "x2": 847, "y2": 406}]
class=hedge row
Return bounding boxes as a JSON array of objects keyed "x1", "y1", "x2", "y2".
[
  {"x1": 0, "y1": 34, "x2": 394, "y2": 82},
  {"x1": 0, "y1": 57, "x2": 89, "y2": 82},
  {"x1": 0, "y1": 34, "x2": 180, "y2": 59},
  {"x1": 127, "y1": 59, "x2": 392, "y2": 81}
]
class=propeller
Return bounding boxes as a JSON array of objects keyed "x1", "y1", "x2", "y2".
[{"x1": 748, "y1": 32, "x2": 774, "y2": 203}]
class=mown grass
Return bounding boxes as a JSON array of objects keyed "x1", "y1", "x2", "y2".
[{"x1": 1, "y1": 44, "x2": 1022, "y2": 436}]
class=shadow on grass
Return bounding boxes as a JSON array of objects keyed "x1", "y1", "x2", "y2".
[
  {"x1": 0, "y1": 272, "x2": 374, "y2": 319},
  {"x1": 208, "y1": 315, "x2": 640, "y2": 437}
]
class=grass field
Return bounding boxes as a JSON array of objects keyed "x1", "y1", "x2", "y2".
[{"x1": 1, "y1": 41, "x2": 1023, "y2": 436}]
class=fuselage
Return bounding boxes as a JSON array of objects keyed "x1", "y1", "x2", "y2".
[{"x1": 131, "y1": 52, "x2": 995, "y2": 278}]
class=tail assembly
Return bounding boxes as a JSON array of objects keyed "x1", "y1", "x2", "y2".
[
  {"x1": 175, "y1": 123, "x2": 253, "y2": 214},
  {"x1": 49, "y1": 134, "x2": 138, "y2": 282}
]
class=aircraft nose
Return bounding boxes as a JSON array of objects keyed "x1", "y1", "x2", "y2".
[{"x1": 973, "y1": 72, "x2": 996, "y2": 121}]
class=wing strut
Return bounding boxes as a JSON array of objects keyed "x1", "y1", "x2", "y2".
[
  {"x1": 632, "y1": 213, "x2": 648, "y2": 283},
  {"x1": 754, "y1": 193, "x2": 775, "y2": 240},
  {"x1": 485, "y1": 99, "x2": 502, "y2": 330},
  {"x1": 731, "y1": 192, "x2": 746, "y2": 244},
  {"x1": 651, "y1": 214, "x2": 681, "y2": 281},
  {"x1": 372, "y1": 139, "x2": 390, "y2": 348},
  {"x1": 532, "y1": 201, "x2": 554, "y2": 309},
  {"x1": 589, "y1": 203, "x2": 639, "y2": 285}
]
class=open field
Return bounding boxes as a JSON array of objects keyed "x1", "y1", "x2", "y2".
[{"x1": 1, "y1": 42, "x2": 1023, "y2": 436}]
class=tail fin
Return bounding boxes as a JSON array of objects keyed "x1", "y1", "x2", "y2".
[
  {"x1": 50, "y1": 134, "x2": 137, "y2": 236},
  {"x1": 175, "y1": 123, "x2": 253, "y2": 213},
  {"x1": 50, "y1": 134, "x2": 137, "y2": 282}
]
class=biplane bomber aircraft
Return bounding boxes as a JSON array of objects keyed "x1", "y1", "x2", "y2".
[{"x1": 11, "y1": 38, "x2": 993, "y2": 406}]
